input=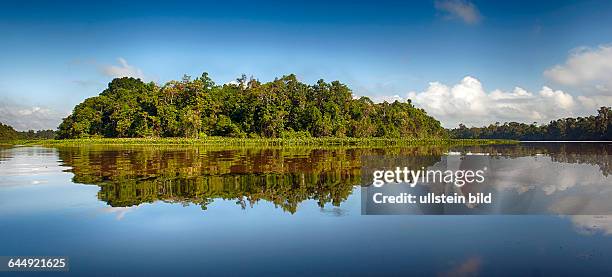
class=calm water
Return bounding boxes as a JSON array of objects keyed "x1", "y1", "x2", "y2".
[{"x1": 1, "y1": 143, "x2": 611, "y2": 276}]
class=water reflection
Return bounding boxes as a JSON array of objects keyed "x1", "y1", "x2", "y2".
[
  {"x1": 51, "y1": 143, "x2": 611, "y2": 214},
  {"x1": 1, "y1": 144, "x2": 612, "y2": 275},
  {"x1": 361, "y1": 143, "x2": 612, "y2": 215},
  {"x1": 476, "y1": 143, "x2": 612, "y2": 215},
  {"x1": 457, "y1": 143, "x2": 611, "y2": 176},
  {"x1": 0, "y1": 144, "x2": 12, "y2": 163},
  {"x1": 57, "y1": 146, "x2": 443, "y2": 213},
  {"x1": 0, "y1": 147, "x2": 69, "y2": 187}
]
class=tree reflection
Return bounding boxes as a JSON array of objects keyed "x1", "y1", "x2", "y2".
[
  {"x1": 57, "y1": 146, "x2": 445, "y2": 213},
  {"x1": 453, "y1": 143, "x2": 611, "y2": 176},
  {"x1": 55, "y1": 143, "x2": 610, "y2": 213}
]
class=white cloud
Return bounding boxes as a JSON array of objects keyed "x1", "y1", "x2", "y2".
[
  {"x1": 544, "y1": 45, "x2": 612, "y2": 91},
  {"x1": 435, "y1": 0, "x2": 482, "y2": 25},
  {"x1": 489, "y1": 87, "x2": 532, "y2": 100},
  {"x1": 369, "y1": 94, "x2": 405, "y2": 103},
  {"x1": 100, "y1": 57, "x2": 145, "y2": 79},
  {"x1": 402, "y1": 43, "x2": 612, "y2": 127},
  {"x1": 406, "y1": 76, "x2": 607, "y2": 127},
  {"x1": 577, "y1": 94, "x2": 612, "y2": 110},
  {"x1": 540, "y1": 86, "x2": 575, "y2": 109},
  {"x1": 0, "y1": 99, "x2": 66, "y2": 131}
]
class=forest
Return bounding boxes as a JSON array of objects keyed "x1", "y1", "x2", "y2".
[
  {"x1": 56, "y1": 73, "x2": 446, "y2": 139},
  {"x1": 450, "y1": 107, "x2": 612, "y2": 140},
  {"x1": 1, "y1": 73, "x2": 611, "y2": 142},
  {"x1": 0, "y1": 122, "x2": 55, "y2": 141}
]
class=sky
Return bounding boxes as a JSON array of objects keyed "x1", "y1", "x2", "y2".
[{"x1": 1, "y1": 0, "x2": 612, "y2": 130}]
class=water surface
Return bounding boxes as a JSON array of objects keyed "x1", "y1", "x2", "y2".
[{"x1": 1, "y1": 143, "x2": 611, "y2": 276}]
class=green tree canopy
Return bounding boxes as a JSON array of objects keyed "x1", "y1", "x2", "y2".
[
  {"x1": 0, "y1": 122, "x2": 19, "y2": 141},
  {"x1": 450, "y1": 107, "x2": 612, "y2": 141},
  {"x1": 57, "y1": 73, "x2": 446, "y2": 139},
  {"x1": 0, "y1": 122, "x2": 54, "y2": 140}
]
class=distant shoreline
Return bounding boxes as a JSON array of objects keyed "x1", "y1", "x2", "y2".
[
  {"x1": 520, "y1": 141, "x2": 611, "y2": 143},
  {"x1": 8, "y1": 137, "x2": 519, "y2": 147}
]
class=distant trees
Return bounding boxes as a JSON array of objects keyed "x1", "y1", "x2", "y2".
[
  {"x1": 57, "y1": 73, "x2": 446, "y2": 139},
  {"x1": 0, "y1": 122, "x2": 55, "y2": 141},
  {"x1": 450, "y1": 107, "x2": 612, "y2": 141},
  {"x1": 18, "y1": 129, "x2": 56, "y2": 139}
]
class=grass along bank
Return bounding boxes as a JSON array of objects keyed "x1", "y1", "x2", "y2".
[{"x1": 15, "y1": 137, "x2": 519, "y2": 147}]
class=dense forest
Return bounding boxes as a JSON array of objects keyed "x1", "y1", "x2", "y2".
[
  {"x1": 56, "y1": 73, "x2": 446, "y2": 139},
  {"x1": 450, "y1": 107, "x2": 612, "y2": 140},
  {"x1": 0, "y1": 122, "x2": 55, "y2": 141}
]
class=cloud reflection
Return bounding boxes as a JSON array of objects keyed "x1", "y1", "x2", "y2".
[
  {"x1": 439, "y1": 256, "x2": 482, "y2": 277},
  {"x1": 101, "y1": 206, "x2": 136, "y2": 220},
  {"x1": 570, "y1": 216, "x2": 612, "y2": 235}
]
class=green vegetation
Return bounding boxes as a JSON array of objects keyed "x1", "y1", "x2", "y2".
[
  {"x1": 450, "y1": 107, "x2": 612, "y2": 141},
  {"x1": 8, "y1": 72, "x2": 607, "y2": 143},
  {"x1": 0, "y1": 122, "x2": 55, "y2": 141},
  {"x1": 22, "y1": 137, "x2": 517, "y2": 147},
  {"x1": 57, "y1": 73, "x2": 446, "y2": 139},
  {"x1": 0, "y1": 122, "x2": 19, "y2": 141}
]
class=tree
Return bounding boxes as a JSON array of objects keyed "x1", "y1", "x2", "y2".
[
  {"x1": 449, "y1": 107, "x2": 612, "y2": 141},
  {"x1": 57, "y1": 73, "x2": 446, "y2": 139},
  {"x1": 0, "y1": 122, "x2": 19, "y2": 140}
]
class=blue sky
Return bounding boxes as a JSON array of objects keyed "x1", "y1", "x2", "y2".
[{"x1": 1, "y1": 0, "x2": 612, "y2": 129}]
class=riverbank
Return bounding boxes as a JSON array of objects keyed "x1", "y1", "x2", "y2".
[{"x1": 8, "y1": 137, "x2": 519, "y2": 147}]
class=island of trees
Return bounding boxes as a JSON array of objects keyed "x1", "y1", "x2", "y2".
[
  {"x1": 56, "y1": 73, "x2": 446, "y2": 139},
  {"x1": 1, "y1": 73, "x2": 610, "y2": 142},
  {"x1": 450, "y1": 107, "x2": 612, "y2": 141}
]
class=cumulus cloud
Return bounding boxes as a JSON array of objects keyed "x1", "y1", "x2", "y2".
[
  {"x1": 544, "y1": 45, "x2": 612, "y2": 92},
  {"x1": 435, "y1": 0, "x2": 482, "y2": 25},
  {"x1": 0, "y1": 99, "x2": 66, "y2": 131},
  {"x1": 406, "y1": 76, "x2": 607, "y2": 127},
  {"x1": 577, "y1": 94, "x2": 612, "y2": 111},
  {"x1": 403, "y1": 44, "x2": 612, "y2": 127},
  {"x1": 100, "y1": 57, "x2": 145, "y2": 79}
]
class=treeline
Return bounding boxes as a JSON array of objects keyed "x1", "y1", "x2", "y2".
[
  {"x1": 57, "y1": 73, "x2": 446, "y2": 139},
  {"x1": 450, "y1": 107, "x2": 612, "y2": 140},
  {"x1": 0, "y1": 123, "x2": 18, "y2": 140},
  {"x1": 0, "y1": 122, "x2": 55, "y2": 141}
]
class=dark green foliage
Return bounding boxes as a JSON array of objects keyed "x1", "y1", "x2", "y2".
[
  {"x1": 0, "y1": 122, "x2": 19, "y2": 140},
  {"x1": 57, "y1": 73, "x2": 446, "y2": 139},
  {"x1": 0, "y1": 122, "x2": 54, "y2": 140},
  {"x1": 450, "y1": 107, "x2": 612, "y2": 140}
]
